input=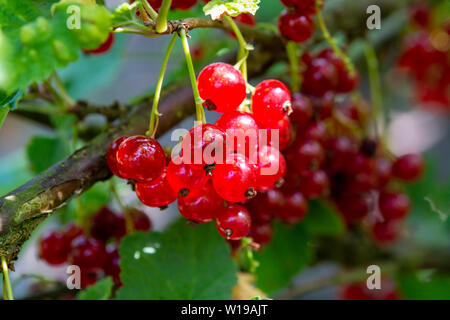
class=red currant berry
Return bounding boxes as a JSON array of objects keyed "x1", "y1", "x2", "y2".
[
  {"x1": 116, "y1": 135, "x2": 166, "y2": 183},
  {"x1": 375, "y1": 157, "x2": 392, "y2": 188},
  {"x1": 216, "y1": 204, "x2": 252, "y2": 240},
  {"x1": 253, "y1": 145, "x2": 287, "y2": 191},
  {"x1": 246, "y1": 189, "x2": 284, "y2": 223},
  {"x1": 248, "y1": 221, "x2": 273, "y2": 245},
  {"x1": 90, "y1": 207, "x2": 126, "y2": 242},
  {"x1": 197, "y1": 63, "x2": 246, "y2": 113},
  {"x1": 69, "y1": 235, "x2": 106, "y2": 269},
  {"x1": 302, "y1": 56, "x2": 338, "y2": 97},
  {"x1": 278, "y1": 11, "x2": 314, "y2": 43},
  {"x1": 178, "y1": 180, "x2": 223, "y2": 223},
  {"x1": 172, "y1": 0, "x2": 197, "y2": 10},
  {"x1": 167, "y1": 155, "x2": 208, "y2": 196},
  {"x1": 291, "y1": 93, "x2": 313, "y2": 127},
  {"x1": 379, "y1": 192, "x2": 411, "y2": 220},
  {"x1": 63, "y1": 223, "x2": 84, "y2": 244},
  {"x1": 252, "y1": 79, "x2": 292, "y2": 127},
  {"x1": 83, "y1": 33, "x2": 115, "y2": 55},
  {"x1": 302, "y1": 121, "x2": 329, "y2": 146},
  {"x1": 410, "y1": 3, "x2": 431, "y2": 29},
  {"x1": 299, "y1": 170, "x2": 330, "y2": 199},
  {"x1": 318, "y1": 49, "x2": 359, "y2": 93},
  {"x1": 335, "y1": 194, "x2": 370, "y2": 224},
  {"x1": 81, "y1": 269, "x2": 101, "y2": 289},
  {"x1": 104, "y1": 244, "x2": 121, "y2": 287},
  {"x1": 136, "y1": 169, "x2": 177, "y2": 207},
  {"x1": 371, "y1": 219, "x2": 401, "y2": 245},
  {"x1": 286, "y1": 139, "x2": 325, "y2": 175},
  {"x1": 106, "y1": 136, "x2": 128, "y2": 178},
  {"x1": 392, "y1": 153, "x2": 424, "y2": 182},
  {"x1": 326, "y1": 136, "x2": 356, "y2": 172},
  {"x1": 39, "y1": 231, "x2": 70, "y2": 265},
  {"x1": 260, "y1": 116, "x2": 293, "y2": 151},
  {"x1": 277, "y1": 191, "x2": 308, "y2": 224},
  {"x1": 129, "y1": 209, "x2": 152, "y2": 231},
  {"x1": 228, "y1": 13, "x2": 256, "y2": 38},
  {"x1": 181, "y1": 124, "x2": 227, "y2": 165},
  {"x1": 212, "y1": 153, "x2": 257, "y2": 203}
]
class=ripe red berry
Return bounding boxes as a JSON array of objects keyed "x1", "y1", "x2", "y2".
[
  {"x1": 178, "y1": 180, "x2": 223, "y2": 223},
  {"x1": 116, "y1": 135, "x2": 166, "y2": 183},
  {"x1": 261, "y1": 116, "x2": 293, "y2": 151},
  {"x1": 302, "y1": 121, "x2": 329, "y2": 146},
  {"x1": 212, "y1": 153, "x2": 257, "y2": 203},
  {"x1": 302, "y1": 56, "x2": 338, "y2": 97},
  {"x1": 278, "y1": 11, "x2": 314, "y2": 43},
  {"x1": 291, "y1": 93, "x2": 313, "y2": 127},
  {"x1": 248, "y1": 221, "x2": 273, "y2": 245},
  {"x1": 379, "y1": 192, "x2": 411, "y2": 220},
  {"x1": 326, "y1": 136, "x2": 355, "y2": 172},
  {"x1": 216, "y1": 204, "x2": 252, "y2": 240},
  {"x1": 39, "y1": 231, "x2": 70, "y2": 265},
  {"x1": 83, "y1": 33, "x2": 115, "y2": 55},
  {"x1": 318, "y1": 49, "x2": 359, "y2": 93},
  {"x1": 69, "y1": 235, "x2": 106, "y2": 269},
  {"x1": 392, "y1": 153, "x2": 424, "y2": 182},
  {"x1": 280, "y1": 0, "x2": 316, "y2": 11},
  {"x1": 371, "y1": 219, "x2": 401, "y2": 245},
  {"x1": 81, "y1": 269, "x2": 101, "y2": 289},
  {"x1": 90, "y1": 207, "x2": 126, "y2": 242},
  {"x1": 167, "y1": 155, "x2": 208, "y2": 196},
  {"x1": 335, "y1": 194, "x2": 370, "y2": 224},
  {"x1": 286, "y1": 139, "x2": 325, "y2": 175},
  {"x1": 215, "y1": 111, "x2": 259, "y2": 157},
  {"x1": 63, "y1": 223, "x2": 84, "y2": 244},
  {"x1": 233, "y1": 13, "x2": 256, "y2": 26},
  {"x1": 246, "y1": 189, "x2": 284, "y2": 223},
  {"x1": 136, "y1": 169, "x2": 177, "y2": 207},
  {"x1": 104, "y1": 244, "x2": 121, "y2": 287},
  {"x1": 299, "y1": 169, "x2": 330, "y2": 199},
  {"x1": 129, "y1": 209, "x2": 152, "y2": 231},
  {"x1": 251, "y1": 79, "x2": 292, "y2": 127},
  {"x1": 253, "y1": 145, "x2": 287, "y2": 191},
  {"x1": 106, "y1": 136, "x2": 128, "y2": 178},
  {"x1": 375, "y1": 157, "x2": 392, "y2": 188},
  {"x1": 197, "y1": 63, "x2": 247, "y2": 113},
  {"x1": 172, "y1": 0, "x2": 197, "y2": 10},
  {"x1": 181, "y1": 124, "x2": 227, "y2": 165},
  {"x1": 277, "y1": 191, "x2": 308, "y2": 224}
]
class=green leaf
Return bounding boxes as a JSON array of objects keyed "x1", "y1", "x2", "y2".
[
  {"x1": 255, "y1": 222, "x2": 312, "y2": 295},
  {"x1": 397, "y1": 273, "x2": 450, "y2": 300},
  {"x1": 203, "y1": 0, "x2": 260, "y2": 20},
  {"x1": 0, "y1": 1, "x2": 111, "y2": 93},
  {"x1": 77, "y1": 277, "x2": 114, "y2": 300},
  {"x1": 26, "y1": 135, "x2": 68, "y2": 174},
  {"x1": 111, "y1": 2, "x2": 139, "y2": 27},
  {"x1": 301, "y1": 200, "x2": 345, "y2": 237},
  {"x1": 116, "y1": 220, "x2": 238, "y2": 299}
]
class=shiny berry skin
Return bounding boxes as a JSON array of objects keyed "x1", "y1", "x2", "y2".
[
  {"x1": 83, "y1": 33, "x2": 115, "y2": 55},
  {"x1": 216, "y1": 204, "x2": 252, "y2": 240},
  {"x1": 291, "y1": 93, "x2": 313, "y2": 127},
  {"x1": 318, "y1": 49, "x2": 359, "y2": 93},
  {"x1": 39, "y1": 231, "x2": 70, "y2": 265},
  {"x1": 302, "y1": 56, "x2": 338, "y2": 97},
  {"x1": 233, "y1": 13, "x2": 256, "y2": 26},
  {"x1": 278, "y1": 11, "x2": 314, "y2": 43},
  {"x1": 372, "y1": 220, "x2": 401, "y2": 245},
  {"x1": 106, "y1": 136, "x2": 128, "y2": 178},
  {"x1": 392, "y1": 154, "x2": 424, "y2": 182},
  {"x1": 178, "y1": 180, "x2": 223, "y2": 223},
  {"x1": 261, "y1": 116, "x2": 293, "y2": 151},
  {"x1": 335, "y1": 194, "x2": 370, "y2": 224},
  {"x1": 116, "y1": 135, "x2": 166, "y2": 183},
  {"x1": 252, "y1": 80, "x2": 292, "y2": 127},
  {"x1": 167, "y1": 155, "x2": 208, "y2": 196},
  {"x1": 181, "y1": 124, "x2": 227, "y2": 165},
  {"x1": 248, "y1": 221, "x2": 273, "y2": 245},
  {"x1": 299, "y1": 170, "x2": 329, "y2": 199},
  {"x1": 172, "y1": 0, "x2": 197, "y2": 10},
  {"x1": 246, "y1": 189, "x2": 284, "y2": 223},
  {"x1": 302, "y1": 121, "x2": 329, "y2": 146},
  {"x1": 287, "y1": 139, "x2": 325, "y2": 175},
  {"x1": 136, "y1": 169, "x2": 177, "y2": 207},
  {"x1": 379, "y1": 192, "x2": 411, "y2": 220},
  {"x1": 90, "y1": 207, "x2": 126, "y2": 242},
  {"x1": 212, "y1": 153, "x2": 257, "y2": 203},
  {"x1": 197, "y1": 63, "x2": 247, "y2": 113},
  {"x1": 129, "y1": 209, "x2": 152, "y2": 231},
  {"x1": 326, "y1": 136, "x2": 355, "y2": 172},
  {"x1": 63, "y1": 223, "x2": 84, "y2": 243},
  {"x1": 215, "y1": 111, "x2": 259, "y2": 157},
  {"x1": 278, "y1": 191, "x2": 308, "y2": 224},
  {"x1": 69, "y1": 235, "x2": 106, "y2": 269},
  {"x1": 253, "y1": 145, "x2": 287, "y2": 191}
]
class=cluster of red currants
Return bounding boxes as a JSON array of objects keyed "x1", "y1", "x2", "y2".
[
  {"x1": 397, "y1": 3, "x2": 450, "y2": 111},
  {"x1": 38, "y1": 207, "x2": 151, "y2": 288},
  {"x1": 278, "y1": 0, "x2": 321, "y2": 43},
  {"x1": 107, "y1": 62, "x2": 292, "y2": 241}
]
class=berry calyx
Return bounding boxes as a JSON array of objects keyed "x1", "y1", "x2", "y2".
[
  {"x1": 253, "y1": 145, "x2": 287, "y2": 191},
  {"x1": 116, "y1": 135, "x2": 166, "y2": 183},
  {"x1": 216, "y1": 204, "x2": 252, "y2": 240},
  {"x1": 197, "y1": 63, "x2": 247, "y2": 113}
]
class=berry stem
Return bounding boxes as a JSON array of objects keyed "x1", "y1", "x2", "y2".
[
  {"x1": 1, "y1": 256, "x2": 14, "y2": 300},
  {"x1": 286, "y1": 41, "x2": 302, "y2": 93},
  {"x1": 52, "y1": 71, "x2": 75, "y2": 109},
  {"x1": 109, "y1": 180, "x2": 135, "y2": 234},
  {"x1": 138, "y1": 1, "x2": 152, "y2": 22},
  {"x1": 179, "y1": 28, "x2": 204, "y2": 123},
  {"x1": 223, "y1": 15, "x2": 249, "y2": 82},
  {"x1": 0, "y1": 107, "x2": 9, "y2": 132},
  {"x1": 155, "y1": 0, "x2": 172, "y2": 33},
  {"x1": 315, "y1": 1, "x2": 355, "y2": 76},
  {"x1": 147, "y1": 33, "x2": 177, "y2": 137},
  {"x1": 140, "y1": 0, "x2": 158, "y2": 21},
  {"x1": 364, "y1": 41, "x2": 385, "y2": 139}
]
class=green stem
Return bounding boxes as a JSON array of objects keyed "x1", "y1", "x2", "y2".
[
  {"x1": 223, "y1": 15, "x2": 248, "y2": 81},
  {"x1": 43, "y1": 79, "x2": 67, "y2": 112},
  {"x1": 52, "y1": 71, "x2": 76, "y2": 108},
  {"x1": 1, "y1": 256, "x2": 14, "y2": 300},
  {"x1": 286, "y1": 41, "x2": 301, "y2": 93},
  {"x1": 179, "y1": 28, "x2": 204, "y2": 123},
  {"x1": 140, "y1": 0, "x2": 158, "y2": 20},
  {"x1": 364, "y1": 41, "x2": 384, "y2": 139},
  {"x1": 138, "y1": 1, "x2": 151, "y2": 22},
  {"x1": 0, "y1": 107, "x2": 9, "y2": 132},
  {"x1": 156, "y1": 0, "x2": 172, "y2": 33},
  {"x1": 315, "y1": 1, "x2": 355, "y2": 76},
  {"x1": 147, "y1": 33, "x2": 177, "y2": 137}
]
